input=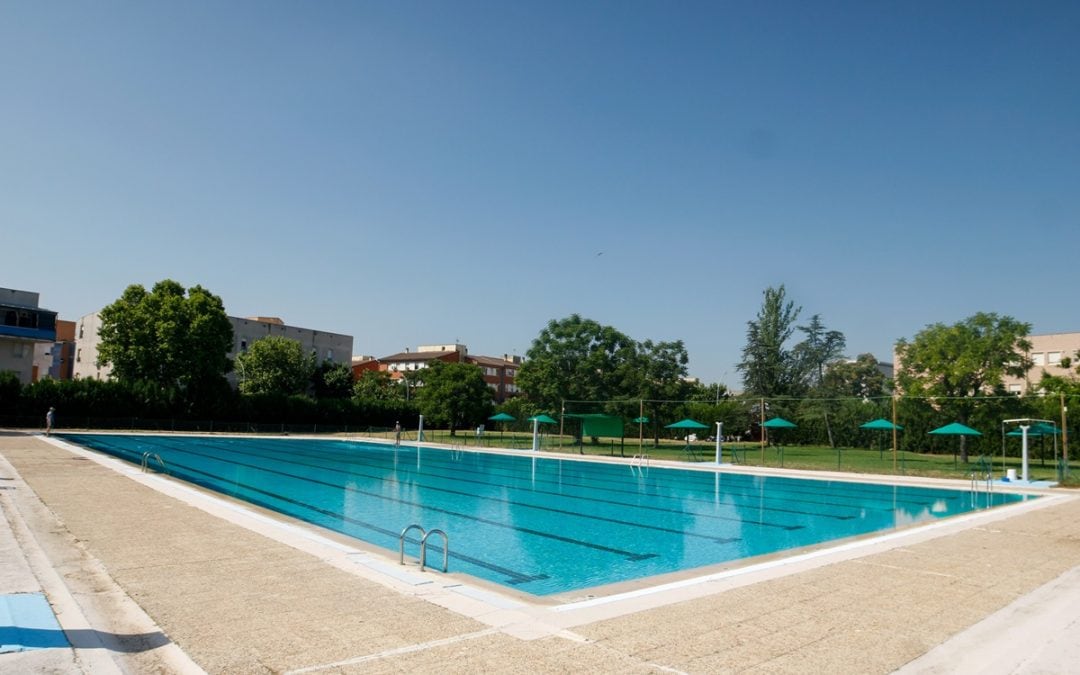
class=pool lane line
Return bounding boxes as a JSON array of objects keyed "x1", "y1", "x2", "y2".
[
  {"x1": 169, "y1": 437, "x2": 815, "y2": 531},
  {"x1": 74, "y1": 436, "x2": 660, "y2": 569},
  {"x1": 233, "y1": 435, "x2": 955, "y2": 512},
  {"x1": 104, "y1": 435, "x2": 767, "y2": 539}
]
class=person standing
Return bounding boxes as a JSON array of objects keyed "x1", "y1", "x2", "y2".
[
  {"x1": 45, "y1": 407, "x2": 55, "y2": 436},
  {"x1": 394, "y1": 421, "x2": 402, "y2": 446}
]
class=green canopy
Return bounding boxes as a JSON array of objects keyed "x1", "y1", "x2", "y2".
[
  {"x1": 929, "y1": 422, "x2": 982, "y2": 436},
  {"x1": 762, "y1": 417, "x2": 797, "y2": 429},
  {"x1": 488, "y1": 412, "x2": 516, "y2": 422},
  {"x1": 632, "y1": 416, "x2": 650, "y2": 424},
  {"x1": 860, "y1": 418, "x2": 903, "y2": 431},
  {"x1": 1006, "y1": 423, "x2": 1060, "y2": 437},
  {"x1": 528, "y1": 414, "x2": 558, "y2": 425},
  {"x1": 665, "y1": 418, "x2": 709, "y2": 430}
]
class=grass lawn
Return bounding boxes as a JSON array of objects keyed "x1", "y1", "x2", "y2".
[{"x1": 378, "y1": 428, "x2": 1076, "y2": 483}]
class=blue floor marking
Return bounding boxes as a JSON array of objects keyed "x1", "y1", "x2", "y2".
[{"x1": 0, "y1": 592, "x2": 69, "y2": 653}]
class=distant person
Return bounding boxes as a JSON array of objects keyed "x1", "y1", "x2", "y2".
[
  {"x1": 394, "y1": 421, "x2": 402, "y2": 446},
  {"x1": 45, "y1": 407, "x2": 55, "y2": 436}
]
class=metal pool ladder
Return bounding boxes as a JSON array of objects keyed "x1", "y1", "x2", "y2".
[
  {"x1": 140, "y1": 451, "x2": 168, "y2": 475},
  {"x1": 399, "y1": 524, "x2": 449, "y2": 573}
]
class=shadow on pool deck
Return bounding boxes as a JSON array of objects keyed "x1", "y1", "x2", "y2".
[{"x1": 3, "y1": 431, "x2": 1080, "y2": 674}]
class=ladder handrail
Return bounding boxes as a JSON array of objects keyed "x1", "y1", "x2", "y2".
[
  {"x1": 420, "y1": 529, "x2": 448, "y2": 573},
  {"x1": 140, "y1": 451, "x2": 168, "y2": 474},
  {"x1": 399, "y1": 524, "x2": 425, "y2": 565}
]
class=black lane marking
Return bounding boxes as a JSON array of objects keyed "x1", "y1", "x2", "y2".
[
  {"x1": 77, "y1": 436, "x2": 662, "y2": 563},
  {"x1": 205, "y1": 438, "x2": 804, "y2": 532}
]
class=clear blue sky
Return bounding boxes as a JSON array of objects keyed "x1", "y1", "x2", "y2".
[{"x1": 3, "y1": 2, "x2": 1078, "y2": 388}]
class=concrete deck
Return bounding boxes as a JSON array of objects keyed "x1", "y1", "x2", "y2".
[{"x1": 2, "y1": 431, "x2": 1079, "y2": 674}]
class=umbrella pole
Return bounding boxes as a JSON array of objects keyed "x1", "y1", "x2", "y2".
[
  {"x1": 639, "y1": 399, "x2": 644, "y2": 456},
  {"x1": 760, "y1": 398, "x2": 765, "y2": 465},
  {"x1": 891, "y1": 395, "x2": 898, "y2": 474}
]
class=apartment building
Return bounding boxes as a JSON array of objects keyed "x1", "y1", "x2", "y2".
[
  {"x1": 353, "y1": 343, "x2": 522, "y2": 402},
  {"x1": 0, "y1": 287, "x2": 58, "y2": 384},
  {"x1": 1004, "y1": 332, "x2": 1080, "y2": 394},
  {"x1": 74, "y1": 312, "x2": 353, "y2": 387}
]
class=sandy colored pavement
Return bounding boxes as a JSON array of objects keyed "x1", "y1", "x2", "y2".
[{"x1": 2, "y1": 431, "x2": 1079, "y2": 674}]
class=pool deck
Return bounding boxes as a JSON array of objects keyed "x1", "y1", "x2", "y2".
[{"x1": 2, "y1": 431, "x2": 1080, "y2": 674}]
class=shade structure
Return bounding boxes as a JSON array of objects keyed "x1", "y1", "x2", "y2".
[
  {"x1": 632, "y1": 416, "x2": 650, "y2": 424},
  {"x1": 860, "y1": 418, "x2": 903, "y2": 431},
  {"x1": 929, "y1": 422, "x2": 982, "y2": 436},
  {"x1": 527, "y1": 414, "x2": 557, "y2": 452},
  {"x1": 929, "y1": 422, "x2": 981, "y2": 468},
  {"x1": 861, "y1": 418, "x2": 903, "y2": 461},
  {"x1": 761, "y1": 417, "x2": 797, "y2": 429},
  {"x1": 488, "y1": 412, "x2": 515, "y2": 422},
  {"x1": 664, "y1": 418, "x2": 708, "y2": 430}
]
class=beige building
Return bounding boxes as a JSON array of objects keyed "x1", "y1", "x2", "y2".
[
  {"x1": 74, "y1": 313, "x2": 354, "y2": 387},
  {"x1": 1004, "y1": 332, "x2": 1080, "y2": 394}
]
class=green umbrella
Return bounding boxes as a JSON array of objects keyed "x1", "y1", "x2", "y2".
[
  {"x1": 929, "y1": 422, "x2": 982, "y2": 436},
  {"x1": 664, "y1": 418, "x2": 709, "y2": 430},
  {"x1": 527, "y1": 414, "x2": 557, "y2": 452},
  {"x1": 860, "y1": 418, "x2": 904, "y2": 461},
  {"x1": 665, "y1": 419, "x2": 708, "y2": 461},
  {"x1": 929, "y1": 422, "x2": 982, "y2": 468},
  {"x1": 860, "y1": 418, "x2": 903, "y2": 431},
  {"x1": 488, "y1": 412, "x2": 515, "y2": 443},
  {"x1": 761, "y1": 417, "x2": 796, "y2": 466},
  {"x1": 632, "y1": 416, "x2": 650, "y2": 424}
]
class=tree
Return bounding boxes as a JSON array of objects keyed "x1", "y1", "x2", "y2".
[
  {"x1": 516, "y1": 315, "x2": 640, "y2": 411},
  {"x1": 235, "y1": 336, "x2": 315, "y2": 396},
  {"x1": 823, "y1": 353, "x2": 888, "y2": 399},
  {"x1": 312, "y1": 362, "x2": 353, "y2": 399},
  {"x1": 895, "y1": 312, "x2": 1032, "y2": 462},
  {"x1": 737, "y1": 285, "x2": 802, "y2": 397},
  {"x1": 634, "y1": 339, "x2": 691, "y2": 446},
  {"x1": 353, "y1": 370, "x2": 404, "y2": 402},
  {"x1": 98, "y1": 280, "x2": 234, "y2": 395},
  {"x1": 414, "y1": 361, "x2": 493, "y2": 435},
  {"x1": 792, "y1": 314, "x2": 847, "y2": 447}
]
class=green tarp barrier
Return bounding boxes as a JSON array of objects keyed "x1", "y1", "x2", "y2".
[{"x1": 565, "y1": 413, "x2": 623, "y2": 438}]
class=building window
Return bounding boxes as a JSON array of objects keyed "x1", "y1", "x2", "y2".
[
  {"x1": 1008, "y1": 383, "x2": 1022, "y2": 394},
  {"x1": 1049, "y1": 351, "x2": 1062, "y2": 365},
  {"x1": 1031, "y1": 352, "x2": 1045, "y2": 366},
  {"x1": 76, "y1": 348, "x2": 82, "y2": 363},
  {"x1": 327, "y1": 349, "x2": 333, "y2": 361},
  {"x1": 78, "y1": 324, "x2": 84, "y2": 338}
]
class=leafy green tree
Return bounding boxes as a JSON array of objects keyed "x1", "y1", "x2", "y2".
[
  {"x1": 792, "y1": 314, "x2": 847, "y2": 447},
  {"x1": 312, "y1": 362, "x2": 353, "y2": 399},
  {"x1": 0, "y1": 370, "x2": 21, "y2": 412},
  {"x1": 98, "y1": 280, "x2": 233, "y2": 395},
  {"x1": 516, "y1": 315, "x2": 640, "y2": 411},
  {"x1": 235, "y1": 336, "x2": 316, "y2": 396},
  {"x1": 738, "y1": 285, "x2": 802, "y2": 397},
  {"x1": 353, "y1": 370, "x2": 404, "y2": 402},
  {"x1": 823, "y1": 353, "x2": 888, "y2": 399},
  {"x1": 633, "y1": 339, "x2": 691, "y2": 445},
  {"x1": 895, "y1": 312, "x2": 1032, "y2": 462},
  {"x1": 414, "y1": 361, "x2": 493, "y2": 435}
]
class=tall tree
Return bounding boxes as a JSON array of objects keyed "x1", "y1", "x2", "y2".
[
  {"x1": 312, "y1": 361, "x2": 354, "y2": 399},
  {"x1": 235, "y1": 336, "x2": 315, "y2": 396},
  {"x1": 634, "y1": 339, "x2": 691, "y2": 445},
  {"x1": 98, "y1": 280, "x2": 233, "y2": 394},
  {"x1": 895, "y1": 312, "x2": 1032, "y2": 462},
  {"x1": 414, "y1": 361, "x2": 493, "y2": 436},
  {"x1": 737, "y1": 285, "x2": 802, "y2": 397},
  {"x1": 516, "y1": 314, "x2": 640, "y2": 411},
  {"x1": 793, "y1": 314, "x2": 847, "y2": 447},
  {"x1": 823, "y1": 353, "x2": 888, "y2": 399}
]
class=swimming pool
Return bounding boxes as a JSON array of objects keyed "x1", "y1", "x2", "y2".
[{"x1": 61, "y1": 434, "x2": 1033, "y2": 596}]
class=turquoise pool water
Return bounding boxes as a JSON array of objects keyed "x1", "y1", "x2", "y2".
[{"x1": 61, "y1": 434, "x2": 1033, "y2": 596}]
